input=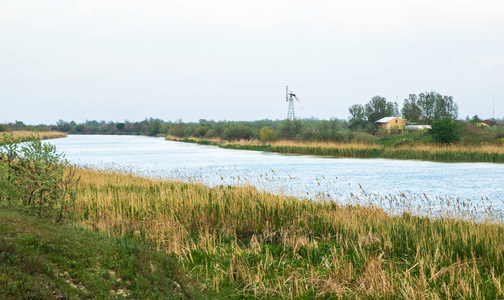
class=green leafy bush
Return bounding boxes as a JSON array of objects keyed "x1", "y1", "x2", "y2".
[
  {"x1": 0, "y1": 133, "x2": 79, "y2": 222},
  {"x1": 428, "y1": 119, "x2": 461, "y2": 144},
  {"x1": 0, "y1": 124, "x2": 11, "y2": 132},
  {"x1": 259, "y1": 126, "x2": 276, "y2": 142}
]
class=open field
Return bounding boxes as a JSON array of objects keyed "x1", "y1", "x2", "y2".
[
  {"x1": 64, "y1": 168, "x2": 504, "y2": 299},
  {"x1": 167, "y1": 136, "x2": 504, "y2": 163}
]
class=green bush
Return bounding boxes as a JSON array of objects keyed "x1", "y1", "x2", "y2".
[
  {"x1": 259, "y1": 126, "x2": 276, "y2": 142},
  {"x1": 428, "y1": 119, "x2": 461, "y2": 144},
  {"x1": 0, "y1": 133, "x2": 79, "y2": 222},
  {"x1": 222, "y1": 122, "x2": 255, "y2": 141},
  {"x1": 0, "y1": 124, "x2": 11, "y2": 132}
]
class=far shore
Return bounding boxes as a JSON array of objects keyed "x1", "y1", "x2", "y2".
[{"x1": 166, "y1": 135, "x2": 504, "y2": 163}]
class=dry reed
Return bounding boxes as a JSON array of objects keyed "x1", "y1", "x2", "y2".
[
  {"x1": 8, "y1": 131, "x2": 67, "y2": 141},
  {"x1": 69, "y1": 168, "x2": 504, "y2": 299},
  {"x1": 167, "y1": 136, "x2": 504, "y2": 162}
]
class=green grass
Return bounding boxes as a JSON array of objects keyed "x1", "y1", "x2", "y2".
[
  {"x1": 0, "y1": 208, "x2": 204, "y2": 300},
  {"x1": 459, "y1": 123, "x2": 494, "y2": 144},
  {"x1": 377, "y1": 132, "x2": 432, "y2": 146},
  {"x1": 351, "y1": 131, "x2": 381, "y2": 143}
]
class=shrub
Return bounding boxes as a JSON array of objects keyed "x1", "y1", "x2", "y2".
[
  {"x1": 222, "y1": 122, "x2": 255, "y2": 141},
  {"x1": 259, "y1": 126, "x2": 276, "y2": 143},
  {"x1": 0, "y1": 124, "x2": 12, "y2": 132},
  {"x1": 278, "y1": 119, "x2": 303, "y2": 140},
  {"x1": 193, "y1": 125, "x2": 210, "y2": 137},
  {"x1": 428, "y1": 119, "x2": 461, "y2": 144},
  {"x1": 0, "y1": 133, "x2": 79, "y2": 222}
]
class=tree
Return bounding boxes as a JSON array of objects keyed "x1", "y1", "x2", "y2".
[
  {"x1": 278, "y1": 119, "x2": 303, "y2": 140},
  {"x1": 469, "y1": 115, "x2": 482, "y2": 125},
  {"x1": 149, "y1": 120, "x2": 161, "y2": 136},
  {"x1": 0, "y1": 133, "x2": 78, "y2": 222},
  {"x1": 434, "y1": 95, "x2": 458, "y2": 120},
  {"x1": 11, "y1": 120, "x2": 26, "y2": 131},
  {"x1": 401, "y1": 94, "x2": 422, "y2": 123},
  {"x1": 418, "y1": 92, "x2": 435, "y2": 120},
  {"x1": 348, "y1": 104, "x2": 368, "y2": 130},
  {"x1": 418, "y1": 91, "x2": 458, "y2": 122},
  {"x1": 315, "y1": 120, "x2": 331, "y2": 141},
  {"x1": 364, "y1": 96, "x2": 399, "y2": 123},
  {"x1": 0, "y1": 124, "x2": 11, "y2": 132},
  {"x1": 259, "y1": 126, "x2": 276, "y2": 143},
  {"x1": 56, "y1": 120, "x2": 75, "y2": 133},
  {"x1": 170, "y1": 120, "x2": 186, "y2": 137},
  {"x1": 116, "y1": 123, "x2": 125, "y2": 131},
  {"x1": 428, "y1": 119, "x2": 461, "y2": 144},
  {"x1": 328, "y1": 118, "x2": 342, "y2": 141},
  {"x1": 194, "y1": 125, "x2": 210, "y2": 137},
  {"x1": 222, "y1": 122, "x2": 254, "y2": 141}
]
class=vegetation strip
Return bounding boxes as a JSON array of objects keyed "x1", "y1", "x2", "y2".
[{"x1": 167, "y1": 137, "x2": 504, "y2": 163}]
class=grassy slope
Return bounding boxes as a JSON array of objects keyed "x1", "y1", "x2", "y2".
[{"x1": 0, "y1": 209, "x2": 203, "y2": 300}]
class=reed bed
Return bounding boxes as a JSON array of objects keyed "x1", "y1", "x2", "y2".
[
  {"x1": 71, "y1": 168, "x2": 504, "y2": 299},
  {"x1": 6, "y1": 130, "x2": 67, "y2": 141},
  {"x1": 167, "y1": 136, "x2": 504, "y2": 163}
]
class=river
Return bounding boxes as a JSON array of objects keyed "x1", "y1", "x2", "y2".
[{"x1": 46, "y1": 135, "x2": 504, "y2": 220}]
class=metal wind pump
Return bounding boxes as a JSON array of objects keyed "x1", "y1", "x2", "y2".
[{"x1": 286, "y1": 86, "x2": 300, "y2": 120}]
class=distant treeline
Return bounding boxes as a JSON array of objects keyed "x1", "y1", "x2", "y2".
[
  {"x1": 2, "y1": 90, "x2": 501, "y2": 143},
  {"x1": 2, "y1": 118, "x2": 386, "y2": 142}
]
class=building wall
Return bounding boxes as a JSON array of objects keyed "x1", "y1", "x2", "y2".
[{"x1": 379, "y1": 118, "x2": 405, "y2": 132}]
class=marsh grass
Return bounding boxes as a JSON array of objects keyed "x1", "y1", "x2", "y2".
[
  {"x1": 3, "y1": 131, "x2": 67, "y2": 143},
  {"x1": 167, "y1": 136, "x2": 504, "y2": 163},
  {"x1": 70, "y1": 168, "x2": 504, "y2": 299}
]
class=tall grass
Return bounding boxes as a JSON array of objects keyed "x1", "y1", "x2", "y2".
[
  {"x1": 5, "y1": 131, "x2": 67, "y2": 141},
  {"x1": 71, "y1": 168, "x2": 504, "y2": 299},
  {"x1": 167, "y1": 136, "x2": 504, "y2": 163}
]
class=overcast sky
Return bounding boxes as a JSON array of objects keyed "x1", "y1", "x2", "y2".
[{"x1": 1, "y1": 0, "x2": 503, "y2": 125}]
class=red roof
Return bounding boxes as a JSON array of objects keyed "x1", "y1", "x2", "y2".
[{"x1": 481, "y1": 120, "x2": 502, "y2": 127}]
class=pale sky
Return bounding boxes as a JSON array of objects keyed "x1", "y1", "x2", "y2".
[{"x1": 1, "y1": 0, "x2": 503, "y2": 124}]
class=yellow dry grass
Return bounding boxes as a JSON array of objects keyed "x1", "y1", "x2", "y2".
[
  {"x1": 168, "y1": 135, "x2": 376, "y2": 150},
  {"x1": 392, "y1": 142, "x2": 504, "y2": 154},
  {"x1": 9, "y1": 131, "x2": 67, "y2": 140},
  {"x1": 69, "y1": 167, "x2": 504, "y2": 299},
  {"x1": 208, "y1": 136, "x2": 504, "y2": 154},
  {"x1": 167, "y1": 136, "x2": 504, "y2": 162}
]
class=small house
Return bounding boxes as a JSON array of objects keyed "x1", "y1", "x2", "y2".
[
  {"x1": 375, "y1": 117, "x2": 406, "y2": 133},
  {"x1": 480, "y1": 120, "x2": 502, "y2": 127}
]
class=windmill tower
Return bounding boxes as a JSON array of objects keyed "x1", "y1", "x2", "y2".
[{"x1": 286, "y1": 86, "x2": 300, "y2": 120}]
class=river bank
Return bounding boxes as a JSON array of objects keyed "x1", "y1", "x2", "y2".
[
  {"x1": 62, "y1": 168, "x2": 504, "y2": 298},
  {"x1": 167, "y1": 136, "x2": 504, "y2": 163}
]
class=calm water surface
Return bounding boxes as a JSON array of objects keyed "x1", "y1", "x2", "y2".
[{"x1": 47, "y1": 135, "x2": 504, "y2": 218}]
